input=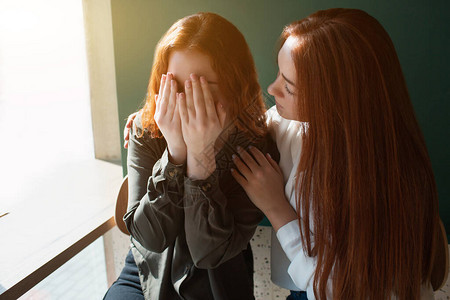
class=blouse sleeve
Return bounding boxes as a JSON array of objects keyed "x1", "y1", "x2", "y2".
[
  {"x1": 123, "y1": 116, "x2": 185, "y2": 253},
  {"x1": 183, "y1": 171, "x2": 263, "y2": 269},
  {"x1": 276, "y1": 220, "x2": 316, "y2": 293},
  {"x1": 183, "y1": 134, "x2": 279, "y2": 269}
]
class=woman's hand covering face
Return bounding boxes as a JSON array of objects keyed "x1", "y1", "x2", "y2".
[
  {"x1": 178, "y1": 74, "x2": 227, "y2": 179},
  {"x1": 154, "y1": 72, "x2": 187, "y2": 164}
]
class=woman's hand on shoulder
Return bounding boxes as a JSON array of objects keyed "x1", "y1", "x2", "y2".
[
  {"x1": 154, "y1": 73, "x2": 187, "y2": 164},
  {"x1": 231, "y1": 146, "x2": 285, "y2": 211},
  {"x1": 231, "y1": 146, "x2": 296, "y2": 231},
  {"x1": 123, "y1": 111, "x2": 139, "y2": 149}
]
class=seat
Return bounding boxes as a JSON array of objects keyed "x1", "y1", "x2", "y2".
[
  {"x1": 114, "y1": 175, "x2": 130, "y2": 235},
  {"x1": 431, "y1": 217, "x2": 449, "y2": 291}
]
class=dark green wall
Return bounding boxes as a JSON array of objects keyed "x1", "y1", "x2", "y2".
[{"x1": 111, "y1": 0, "x2": 450, "y2": 233}]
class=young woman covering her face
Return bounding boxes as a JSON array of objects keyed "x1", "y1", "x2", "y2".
[
  {"x1": 104, "y1": 12, "x2": 278, "y2": 300},
  {"x1": 233, "y1": 8, "x2": 439, "y2": 300}
]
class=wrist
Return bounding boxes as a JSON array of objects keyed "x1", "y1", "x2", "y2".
[
  {"x1": 186, "y1": 150, "x2": 216, "y2": 180},
  {"x1": 263, "y1": 198, "x2": 297, "y2": 232},
  {"x1": 167, "y1": 144, "x2": 186, "y2": 165},
  {"x1": 188, "y1": 142, "x2": 216, "y2": 157}
]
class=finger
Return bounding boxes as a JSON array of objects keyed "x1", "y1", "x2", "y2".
[
  {"x1": 158, "y1": 74, "x2": 166, "y2": 98},
  {"x1": 126, "y1": 112, "x2": 137, "y2": 128},
  {"x1": 178, "y1": 92, "x2": 189, "y2": 124},
  {"x1": 124, "y1": 112, "x2": 136, "y2": 144},
  {"x1": 123, "y1": 121, "x2": 130, "y2": 139},
  {"x1": 248, "y1": 146, "x2": 270, "y2": 167},
  {"x1": 231, "y1": 168, "x2": 248, "y2": 188},
  {"x1": 155, "y1": 94, "x2": 161, "y2": 113},
  {"x1": 190, "y1": 74, "x2": 206, "y2": 118},
  {"x1": 156, "y1": 76, "x2": 165, "y2": 114},
  {"x1": 200, "y1": 76, "x2": 216, "y2": 119},
  {"x1": 236, "y1": 146, "x2": 260, "y2": 171},
  {"x1": 160, "y1": 73, "x2": 172, "y2": 115},
  {"x1": 173, "y1": 96, "x2": 181, "y2": 122},
  {"x1": 184, "y1": 79, "x2": 195, "y2": 119},
  {"x1": 266, "y1": 153, "x2": 283, "y2": 175},
  {"x1": 232, "y1": 152, "x2": 253, "y2": 179},
  {"x1": 123, "y1": 127, "x2": 129, "y2": 142},
  {"x1": 216, "y1": 102, "x2": 227, "y2": 128},
  {"x1": 166, "y1": 79, "x2": 177, "y2": 120}
]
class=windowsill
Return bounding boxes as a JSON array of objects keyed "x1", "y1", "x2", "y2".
[{"x1": 0, "y1": 158, "x2": 123, "y2": 299}]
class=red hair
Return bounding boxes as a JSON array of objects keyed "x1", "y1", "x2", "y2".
[
  {"x1": 284, "y1": 8, "x2": 439, "y2": 299},
  {"x1": 141, "y1": 12, "x2": 266, "y2": 139}
]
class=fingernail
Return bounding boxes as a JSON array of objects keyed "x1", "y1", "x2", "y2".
[
  {"x1": 190, "y1": 74, "x2": 197, "y2": 81},
  {"x1": 200, "y1": 76, "x2": 206, "y2": 84},
  {"x1": 248, "y1": 145, "x2": 253, "y2": 150},
  {"x1": 267, "y1": 153, "x2": 272, "y2": 159},
  {"x1": 236, "y1": 146, "x2": 242, "y2": 152},
  {"x1": 185, "y1": 80, "x2": 191, "y2": 89},
  {"x1": 232, "y1": 154, "x2": 237, "y2": 160},
  {"x1": 179, "y1": 92, "x2": 185, "y2": 99},
  {"x1": 231, "y1": 168, "x2": 235, "y2": 173},
  {"x1": 162, "y1": 74, "x2": 166, "y2": 80}
]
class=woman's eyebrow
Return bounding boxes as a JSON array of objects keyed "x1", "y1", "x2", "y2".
[{"x1": 281, "y1": 73, "x2": 296, "y2": 87}]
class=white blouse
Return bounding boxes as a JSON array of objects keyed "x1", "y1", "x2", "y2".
[
  {"x1": 266, "y1": 106, "x2": 435, "y2": 299},
  {"x1": 265, "y1": 105, "x2": 308, "y2": 291}
]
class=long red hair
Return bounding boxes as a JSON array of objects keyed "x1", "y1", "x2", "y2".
[
  {"x1": 284, "y1": 8, "x2": 439, "y2": 299},
  {"x1": 141, "y1": 12, "x2": 266, "y2": 139}
]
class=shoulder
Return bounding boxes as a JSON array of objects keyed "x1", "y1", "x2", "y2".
[
  {"x1": 252, "y1": 130, "x2": 281, "y2": 164},
  {"x1": 131, "y1": 111, "x2": 146, "y2": 137},
  {"x1": 265, "y1": 105, "x2": 304, "y2": 138},
  {"x1": 265, "y1": 105, "x2": 282, "y2": 128},
  {"x1": 266, "y1": 105, "x2": 290, "y2": 142},
  {"x1": 228, "y1": 120, "x2": 280, "y2": 163},
  {"x1": 265, "y1": 105, "x2": 279, "y2": 122},
  {"x1": 265, "y1": 105, "x2": 307, "y2": 155},
  {"x1": 130, "y1": 111, "x2": 166, "y2": 154}
]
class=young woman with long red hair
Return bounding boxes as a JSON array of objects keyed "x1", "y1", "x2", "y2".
[
  {"x1": 232, "y1": 8, "x2": 439, "y2": 300},
  {"x1": 104, "y1": 12, "x2": 278, "y2": 300}
]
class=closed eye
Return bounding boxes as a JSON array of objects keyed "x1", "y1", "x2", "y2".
[{"x1": 284, "y1": 83, "x2": 295, "y2": 96}]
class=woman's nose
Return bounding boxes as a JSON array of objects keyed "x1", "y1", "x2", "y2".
[{"x1": 267, "y1": 80, "x2": 281, "y2": 98}]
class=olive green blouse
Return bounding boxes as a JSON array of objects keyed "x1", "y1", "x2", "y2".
[{"x1": 124, "y1": 112, "x2": 279, "y2": 300}]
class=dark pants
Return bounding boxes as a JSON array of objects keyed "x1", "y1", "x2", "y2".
[
  {"x1": 287, "y1": 290, "x2": 308, "y2": 300},
  {"x1": 104, "y1": 250, "x2": 306, "y2": 300},
  {"x1": 103, "y1": 250, "x2": 144, "y2": 300}
]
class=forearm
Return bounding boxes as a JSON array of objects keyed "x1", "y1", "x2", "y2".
[
  {"x1": 276, "y1": 219, "x2": 317, "y2": 293},
  {"x1": 183, "y1": 171, "x2": 263, "y2": 268},
  {"x1": 263, "y1": 196, "x2": 297, "y2": 232},
  {"x1": 126, "y1": 141, "x2": 185, "y2": 252},
  {"x1": 167, "y1": 143, "x2": 186, "y2": 165},
  {"x1": 126, "y1": 192, "x2": 183, "y2": 252}
]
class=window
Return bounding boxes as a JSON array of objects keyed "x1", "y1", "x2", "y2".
[
  {"x1": 0, "y1": 1, "x2": 122, "y2": 298},
  {"x1": 0, "y1": 0, "x2": 93, "y2": 212}
]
